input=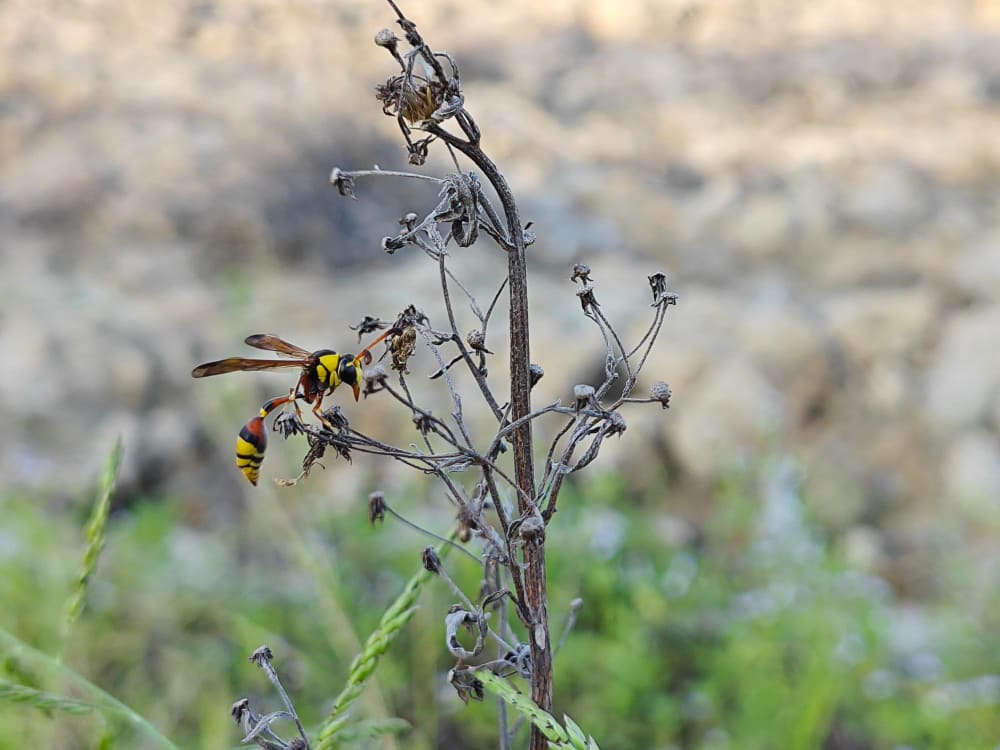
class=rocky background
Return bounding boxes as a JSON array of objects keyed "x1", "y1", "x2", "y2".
[{"x1": 2, "y1": 0, "x2": 999, "y2": 592}]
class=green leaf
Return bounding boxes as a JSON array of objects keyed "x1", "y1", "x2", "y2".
[
  {"x1": 0, "y1": 625, "x2": 180, "y2": 750},
  {"x1": 564, "y1": 713, "x2": 587, "y2": 747},
  {"x1": 477, "y1": 671, "x2": 568, "y2": 742}
]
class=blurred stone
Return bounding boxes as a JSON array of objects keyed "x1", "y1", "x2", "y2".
[
  {"x1": 825, "y1": 288, "x2": 939, "y2": 365},
  {"x1": 953, "y1": 238, "x2": 1000, "y2": 302},
  {"x1": 839, "y1": 162, "x2": 931, "y2": 236},
  {"x1": 667, "y1": 356, "x2": 784, "y2": 481},
  {"x1": 724, "y1": 192, "x2": 791, "y2": 261},
  {"x1": 924, "y1": 307, "x2": 1000, "y2": 433},
  {"x1": 943, "y1": 430, "x2": 1000, "y2": 510}
]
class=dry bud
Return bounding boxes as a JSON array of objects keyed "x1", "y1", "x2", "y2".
[
  {"x1": 374, "y1": 28, "x2": 399, "y2": 50},
  {"x1": 249, "y1": 645, "x2": 273, "y2": 667},
  {"x1": 329, "y1": 167, "x2": 356, "y2": 199},
  {"x1": 529, "y1": 363, "x2": 544, "y2": 388},
  {"x1": 574, "y1": 384, "x2": 596, "y2": 412},
  {"x1": 648, "y1": 272, "x2": 678, "y2": 307},
  {"x1": 606, "y1": 411, "x2": 627, "y2": 437},
  {"x1": 650, "y1": 380, "x2": 672, "y2": 409},
  {"x1": 364, "y1": 364, "x2": 388, "y2": 385},
  {"x1": 422, "y1": 546, "x2": 442, "y2": 574},
  {"x1": 577, "y1": 283, "x2": 599, "y2": 312},
  {"x1": 413, "y1": 410, "x2": 434, "y2": 435},
  {"x1": 369, "y1": 491, "x2": 387, "y2": 525},
  {"x1": 466, "y1": 328, "x2": 487, "y2": 351}
]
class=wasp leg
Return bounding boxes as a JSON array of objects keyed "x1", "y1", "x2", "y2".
[{"x1": 311, "y1": 395, "x2": 338, "y2": 431}]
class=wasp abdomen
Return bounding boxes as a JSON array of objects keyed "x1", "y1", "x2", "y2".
[{"x1": 236, "y1": 416, "x2": 267, "y2": 486}]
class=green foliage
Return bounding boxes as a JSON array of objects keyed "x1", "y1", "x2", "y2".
[
  {"x1": 0, "y1": 681, "x2": 95, "y2": 716},
  {"x1": 3, "y1": 461, "x2": 1000, "y2": 748},
  {"x1": 63, "y1": 438, "x2": 123, "y2": 645},
  {"x1": 478, "y1": 671, "x2": 600, "y2": 749},
  {"x1": 316, "y1": 540, "x2": 453, "y2": 749}
]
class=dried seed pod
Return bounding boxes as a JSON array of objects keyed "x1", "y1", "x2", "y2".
[
  {"x1": 374, "y1": 28, "x2": 399, "y2": 50},
  {"x1": 466, "y1": 328, "x2": 487, "y2": 351},
  {"x1": 650, "y1": 380, "x2": 672, "y2": 409},
  {"x1": 390, "y1": 326, "x2": 418, "y2": 372}
]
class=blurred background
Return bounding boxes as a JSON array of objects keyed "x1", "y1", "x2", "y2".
[{"x1": 2, "y1": 0, "x2": 1000, "y2": 747}]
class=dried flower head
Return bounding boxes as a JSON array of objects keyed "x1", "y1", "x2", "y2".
[
  {"x1": 571, "y1": 263, "x2": 592, "y2": 284},
  {"x1": 319, "y1": 406, "x2": 350, "y2": 432},
  {"x1": 466, "y1": 328, "x2": 488, "y2": 351},
  {"x1": 448, "y1": 666, "x2": 485, "y2": 704},
  {"x1": 274, "y1": 411, "x2": 304, "y2": 439},
  {"x1": 231, "y1": 698, "x2": 250, "y2": 724},
  {"x1": 374, "y1": 28, "x2": 399, "y2": 50},
  {"x1": 350, "y1": 315, "x2": 390, "y2": 341},
  {"x1": 648, "y1": 272, "x2": 678, "y2": 307},
  {"x1": 249, "y1": 645, "x2": 274, "y2": 667},
  {"x1": 650, "y1": 380, "x2": 672, "y2": 409},
  {"x1": 390, "y1": 326, "x2": 418, "y2": 372},
  {"x1": 329, "y1": 166, "x2": 356, "y2": 199},
  {"x1": 413, "y1": 410, "x2": 434, "y2": 435}
]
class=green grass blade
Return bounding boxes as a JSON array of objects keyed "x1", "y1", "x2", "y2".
[
  {"x1": 314, "y1": 539, "x2": 452, "y2": 750},
  {"x1": 0, "y1": 624, "x2": 180, "y2": 750},
  {"x1": 0, "y1": 681, "x2": 97, "y2": 716},
  {"x1": 63, "y1": 438, "x2": 123, "y2": 642}
]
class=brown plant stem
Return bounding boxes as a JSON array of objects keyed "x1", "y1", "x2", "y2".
[{"x1": 426, "y1": 123, "x2": 552, "y2": 749}]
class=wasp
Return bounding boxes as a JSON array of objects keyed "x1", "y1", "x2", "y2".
[{"x1": 192, "y1": 330, "x2": 393, "y2": 485}]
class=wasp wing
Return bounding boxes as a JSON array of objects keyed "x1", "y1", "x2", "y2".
[
  {"x1": 244, "y1": 334, "x2": 312, "y2": 358},
  {"x1": 191, "y1": 357, "x2": 309, "y2": 378}
]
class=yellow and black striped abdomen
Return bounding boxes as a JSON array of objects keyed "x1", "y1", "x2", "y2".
[{"x1": 236, "y1": 415, "x2": 267, "y2": 486}]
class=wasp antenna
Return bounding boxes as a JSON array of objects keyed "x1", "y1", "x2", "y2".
[{"x1": 358, "y1": 327, "x2": 397, "y2": 362}]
